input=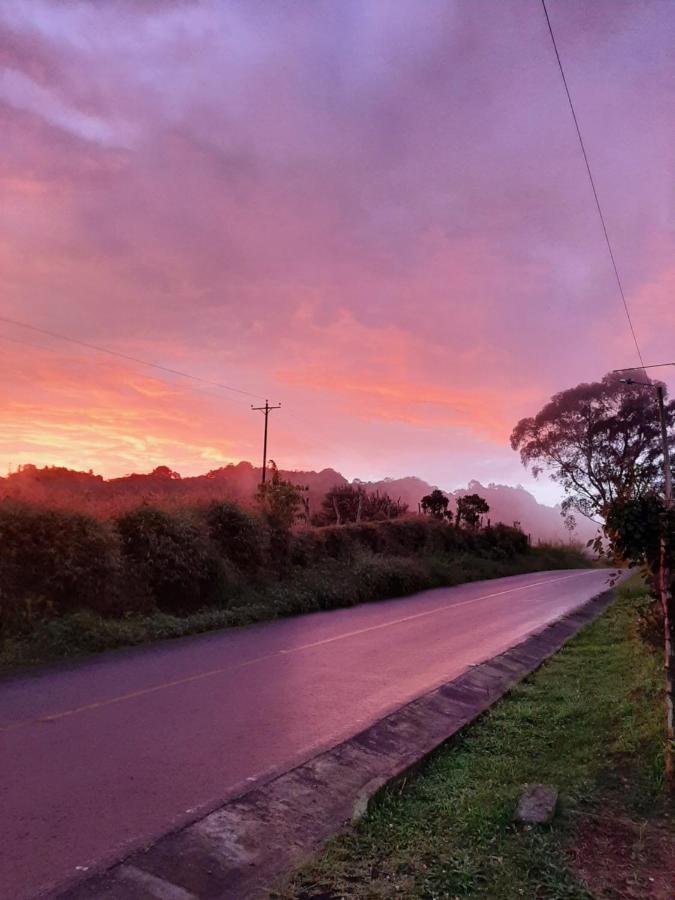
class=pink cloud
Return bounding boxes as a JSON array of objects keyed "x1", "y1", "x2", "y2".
[{"x1": 0, "y1": 0, "x2": 673, "y2": 496}]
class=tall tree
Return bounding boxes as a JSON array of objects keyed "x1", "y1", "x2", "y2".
[
  {"x1": 456, "y1": 493, "x2": 489, "y2": 530},
  {"x1": 255, "y1": 460, "x2": 305, "y2": 530},
  {"x1": 511, "y1": 373, "x2": 675, "y2": 522},
  {"x1": 421, "y1": 489, "x2": 451, "y2": 522}
]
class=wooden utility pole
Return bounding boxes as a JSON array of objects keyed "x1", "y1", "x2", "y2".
[{"x1": 251, "y1": 400, "x2": 281, "y2": 484}]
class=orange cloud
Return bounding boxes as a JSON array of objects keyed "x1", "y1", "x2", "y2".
[
  {"x1": 276, "y1": 309, "x2": 540, "y2": 442},
  {"x1": 0, "y1": 342, "x2": 252, "y2": 476}
]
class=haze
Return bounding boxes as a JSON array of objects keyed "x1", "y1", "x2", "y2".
[{"x1": 1, "y1": 0, "x2": 674, "y2": 502}]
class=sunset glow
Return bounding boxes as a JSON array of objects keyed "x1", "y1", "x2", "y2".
[{"x1": 1, "y1": 0, "x2": 674, "y2": 499}]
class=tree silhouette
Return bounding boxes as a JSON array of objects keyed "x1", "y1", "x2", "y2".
[
  {"x1": 511, "y1": 373, "x2": 675, "y2": 521},
  {"x1": 456, "y1": 493, "x2": 489, "y2": 530},
  {"x1": 421, "y1": 489, "x2": 451, "y2": 522}
]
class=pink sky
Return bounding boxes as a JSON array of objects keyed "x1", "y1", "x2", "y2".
[{"x1": 1, "y1": 0, "x2": 674, "y2": 504}]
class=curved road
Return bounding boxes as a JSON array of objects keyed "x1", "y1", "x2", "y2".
[{"x1": 0, "y1": 568, "x2": 611, "y2": 899}]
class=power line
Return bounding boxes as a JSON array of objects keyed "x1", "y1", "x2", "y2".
[
  {"x1": 0, "y1": 316, "x2": 346, "y2": 464},
  {"x1": 0, "y1": 333, "x2": 263, "y2": 410},
  {"x1": 0, "y1": 315, "x2": 266, "y2": 400},
  {"x1": 540, "y1": 0, "x2": 645, "y2": 369}
]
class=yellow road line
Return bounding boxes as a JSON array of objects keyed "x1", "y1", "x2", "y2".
[{"x1": 0, "y1": 571, "x2": 596, "y2": 734}]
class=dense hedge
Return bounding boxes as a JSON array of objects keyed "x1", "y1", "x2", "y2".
[
  {"x1": 0, "y1": 503, "x2": 120, "y2": 633},
  {"x1": 289, "y1": 518, "x2": 529, "y2": 564},
  {"x1": 116, "y1": 507, "x2": 227, "y2": 614},
  {"x1": 0, "y1": 499, "x2": 539, "y2": 639}
]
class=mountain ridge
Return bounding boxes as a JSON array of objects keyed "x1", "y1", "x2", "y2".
[{"x1": 0, "y1": 462, "x2": 597, "y2": 544}]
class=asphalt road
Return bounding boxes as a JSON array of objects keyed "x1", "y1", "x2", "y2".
[{"x1": 0, "y1": 568, "x2": 611, "y2": 899}]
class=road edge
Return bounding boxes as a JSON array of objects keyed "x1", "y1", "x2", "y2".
[{"x1": 56, "y1": 587, "x2": 615, "y2": 900}]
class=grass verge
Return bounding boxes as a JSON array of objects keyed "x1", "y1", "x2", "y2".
[
  {"x1": 278, "y1": 575, "x2": 673, "y2": 899},
  {"x1": 0, "y1": 544, "x2": 587, "y2": 674}
]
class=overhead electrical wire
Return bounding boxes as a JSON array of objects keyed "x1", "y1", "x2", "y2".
[
  {"x1": 0, "y1": 315, "x2": 266, "y2": 400},
  {"x1": 0, "y1": 315, "x2": 346, "y2": 463},
  {"x1": 540, "y1": 0, "x2": 646, "y2": 369}
]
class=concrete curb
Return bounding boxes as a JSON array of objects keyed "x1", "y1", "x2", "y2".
[{"x1": 57, "y1": 589, "x2": 615, "y2": 900}]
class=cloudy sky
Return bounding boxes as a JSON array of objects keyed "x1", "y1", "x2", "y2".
[{"x1": 1, "y1": 0, "x2": 673, "y2": 502}]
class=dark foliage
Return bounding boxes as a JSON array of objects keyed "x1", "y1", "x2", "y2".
[
  {"x1": 115, "y1": 506, "x2": 225, "y2": 613},
  {"x1": 421, "y1": 488, "x2": 451, "y2": 521},
  {"x1": 472, "y1": 523, "x2": 529, "y2": 559},
  {"x1": 289, "y1": 517, "x2": 526, "y2": 565},
  {"x1": 603, "y1": 495, "x2": 675, "y2": 601},
  {"x1": 604, "y1": 496, "x2": 675, "y2": 572},
  {"x1": 317, "y1": 483, "x2": 408, "y2": 525},
  {"x1": 256, "y1": 460, "x2": 306, "y2": 531},
  {"x1": 456, "y1": 493, "x2": 490, "y2": 530},
  {"x1": 206, "y1": 501, "x2": 264, "y2": 570},
  {"x1": 0, "y1": 494, "x2": 564, "y2": 651},
  {"x1": 0, "y1": 502, "x2": 119, "y2": 634},
  {"x1": 511, "y1": 373, "x2": 675, "y2": 521}
]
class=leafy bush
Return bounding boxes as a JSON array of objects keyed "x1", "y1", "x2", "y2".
[
  {"x1": 292, "y1": 518, "x2": 529, "y2": 564},
  {"x1": 115, "y1": 506, "x2": 225, "y2": 613},
  {"x1": 473, "y1": 523, "x2": 530, "y2": 559},
  {"x1": 321, "y1": 525, "x2": 359, "y2": 560},
  {"x1": 0, "y1": 502, "x2": 119, "y2": 634},
  {"x1": 352, "y1": 553, "x2": 430, "y2": 600},
  {"x1": 531, "y1": 541, "x2": 590, "y2": 570},
  {"x1": 206, "y1": 501, "x2": 265, "y2": 570},
  {"x1": 289, "y1": 529, "x2": 325, "y2": 566},
  {"x1": 1, "y1": 539, "x2": 593, "y2": 671}
]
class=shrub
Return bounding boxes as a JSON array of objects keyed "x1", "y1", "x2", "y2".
[
  {"x1": 532, "y1": 541, "x2": 590, "y2": 570},
  {"x1": 290, "y1": 529, "x2": 325, "y2": 566},
  {"x1": 115, "y1": 506, "x2": 225, "y2": 613},
  {"x1": 0, "y1": 502, "x2": 119, "y2": 634},
  {"x1": 474, "y1": 523, "x2": 529, "y2": 559},
  {"x1": 352, "y1": 553, "x2": 430, "y2": 601},
  {"x1": 320, "y1": 525, "x2": 358, "y2": 560},
  {"x1": 206, "y1": 501, "x2": 264, "y2": 570},
  {"x1": 376, "y1": 517, "x2": 436, "y2": 555},
  {"x1": 346, "y1": 522, "x2": 381, "y2": 553}
]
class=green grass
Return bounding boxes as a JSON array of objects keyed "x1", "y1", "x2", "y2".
[
  {"x1": 0, "y1": 543, "x2": 589, "y2": 674},
  {"x1": 278, "y1": 576, "x2": 667, "y2": 899}
]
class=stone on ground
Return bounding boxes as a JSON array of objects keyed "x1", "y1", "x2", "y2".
[{"x1": 515, "y1": 784, "x2": 558, "y2": 824}]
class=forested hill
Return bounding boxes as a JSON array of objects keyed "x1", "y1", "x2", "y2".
[{"x1": 0, "y1": 463, "x2": 597, "y2": 544}]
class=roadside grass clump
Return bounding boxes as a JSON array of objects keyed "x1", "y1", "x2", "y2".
[
  {"x1": 531, "y1": 540, "x2": 591, "y2": 571},
  {"x1": 279, "y1": 575, "x2": 667, "y2": 900}
]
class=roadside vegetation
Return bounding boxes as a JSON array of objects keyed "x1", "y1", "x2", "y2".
[
  {"x1": 0, "y1": 475, "x2": 587, "y2": 671},
  {"x1": 513, "y1": 371, "x2": 675, "y2": 786},
  {"x1": 279, "y1": 575, "x2": 673, "y2": 899}
]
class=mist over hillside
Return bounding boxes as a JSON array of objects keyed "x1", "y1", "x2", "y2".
[{"x1": 0, "y1": 462, "x2": 597, "y2": 544}]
